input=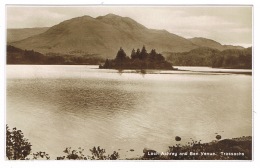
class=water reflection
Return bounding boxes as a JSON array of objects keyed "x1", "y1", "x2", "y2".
[
  {"x1": 117, "y1": 69, "x2": 147, "y2": 77},
  {"x1": 117, "y1": 69, "x2": 123, "y2": 76},
  {"x1": 6, "y1": 65, "x2": 252, "y2": 159}
]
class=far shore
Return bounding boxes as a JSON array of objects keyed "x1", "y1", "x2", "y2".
[{"x1": 6, "y1": 64, "x2": 252, "y2": 75}]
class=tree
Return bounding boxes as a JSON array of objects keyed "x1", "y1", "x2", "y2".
[
  {"x1": 5, "y1": 126, "x2": 120, "y2": 160},
  {"x1": 102, "y1": 59, "x2": 110, "y2": 68},
  {"x1": 57, "y1": 147, "x2": 87, "y2": 160},
  {"x1": 115, "y1": 47, "x2": 127, "y2": 61},
  {"x1": 140, "y1": 45, "x2": 148, "y2": 60},
  {"x1": 212, "y1": 55, "x2": 224, "y2": 68},
  {"x1": 131, "y1": 49, "x2": 137, "y2": 59},
  {"x1": 90, "y1": 146, "x2": 107, "y2": 160},
  {"x1": 136, "y1": 48, "x2": 141, "y2": 59},
  {"x1": 33, "y1": 151, "x2": 50, "y2": 160},
  {"x1": 6, "y1": 125, "x2": 32, "y2": 160},
  {"x1": 149, "y1": 49, "x2": 157, "y2": 61},
  {"x1": 155, "y1": 53, "x2": 165, "y2": 62},
  {"x1": 89, "y1": 146, "x2": 119, "y2": 160},
  {"x1": 99, "y1": 45, "x2": 174, "y2": 70},
  {"x1": 56, "y1": 146, "x2": 119, "y2": 160}
]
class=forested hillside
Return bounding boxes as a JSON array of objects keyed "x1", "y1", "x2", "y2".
[{"x1": 165, "y1": 47, "x2": 252, "y2": 69}]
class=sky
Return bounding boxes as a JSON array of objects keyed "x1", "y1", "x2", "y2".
[{"x1": 6, "y1": 6, "x2": 252, "y2": 47}]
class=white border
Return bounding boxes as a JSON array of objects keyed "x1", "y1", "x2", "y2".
[{"x1": 0, "y1": 0, "x2": 259, "y2": 168}]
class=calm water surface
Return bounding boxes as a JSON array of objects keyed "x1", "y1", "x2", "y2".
[{"x1": 6, "y1": 65, "x2": 252, "y2": 159}]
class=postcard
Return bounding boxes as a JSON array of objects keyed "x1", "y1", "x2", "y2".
[{"x1": 5, "y1": 5, "x2": 252, "y2": 161}]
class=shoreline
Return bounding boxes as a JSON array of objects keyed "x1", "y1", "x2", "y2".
[
  {"x1": 127, "y1": 136, "x2": 252, "y2": 160},
  {"x1": 6, "y1": 64, "x2": 252, "y2": 75}
]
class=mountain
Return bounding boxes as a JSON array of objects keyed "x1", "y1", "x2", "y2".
[
  {"x1": 7, "y1": 27, "x2": 49, "y2": 43},
  {"x1": 189, "y1": 37, "x2": 244, "y2": 51},
  {"x1": 10, "y1": 14, "x2": 198, "y2": 58}
]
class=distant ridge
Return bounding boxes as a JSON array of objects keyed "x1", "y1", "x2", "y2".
[
  {"x1": 189, "y1": 37, "x2": 244, "y2": 51},
  {"x1": 7, "y1": 27, "x2": 49, "y2": 43},
  {"x1": 9, "y1": 14, "x2": 197, "y2": 58},
  {"x1": 8, "y1": 14, "x2": 247, "y2": 58}
]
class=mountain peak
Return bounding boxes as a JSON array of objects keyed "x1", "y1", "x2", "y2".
[
  {"x1": 101, "y1": 13, "x2": 121, "y2": 18},
  {"x1": 66, "y1": 15, "x2": 94, "y2": 21},
  {"x1": 189, "y1": 37, "x2": 221, "y2": 45},
  {"x1": 96, "y1": 13, "x2": 147, "y2": 30},
  {"x1": 96, "y1": 13, "x2": 123, "y2": 20},
  {"x1": 189, "y1": 37, "x2": 224, "y2": 50}
]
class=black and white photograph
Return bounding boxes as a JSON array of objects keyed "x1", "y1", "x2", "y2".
[{"x1": 5, "y1": 5, "x2": 253, "y2": 161}]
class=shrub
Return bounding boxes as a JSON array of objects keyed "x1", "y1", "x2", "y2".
[
  {"x1": 89, "y1": 146, "x2": 119, "y2": 160},
  {"x1": 6, "y1": 125, "x2": 32, "y2": 160},
  {"x1": 57, "y1": 147, "x2": 87, "y2": 160}
]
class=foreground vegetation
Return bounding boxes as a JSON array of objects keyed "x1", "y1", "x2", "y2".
[
  {"x1": 6, "y1": 125, "x2": 252, "y2": 160},
  {"x1": 139, "y1": 136, "x2": 251, "y2": 160},
  {"x1": 6, "y1": 125, "x2": 119, "y2": 160}
]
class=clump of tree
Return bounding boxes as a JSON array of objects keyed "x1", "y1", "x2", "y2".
[
  {"x1": 6, "y1": 125, "x2": 50, "y2": 160},
  {"x1": 212, "y1": 48, "x2": 252, "y2": 69},
  {"x1": 56, "y1": 147, "x2": 87, "y2": 160},
  {"x1": 89, "y1": 146, "x2": 119, "y2": 160},
  {"x1": 7, "y1": 45, "x2": 104, "y2": 65},
  {"x1": 7, "y1": 45, "x2": 47, "y2": 64},
  {"x1": 56, "y1": 146, "x2": 119, "y2": 160},
  {"x1": 46, "y1": 52, "x2": 104, "y2": 65},
  {"x1": 6, "y1": 125, "x2": 32, "y2": 160},
  {"x1": 6, "y1": 125, "x2": 119, "y2": 160},
  {"x1": 165, "y1": 47, "x2": 252, "y2": 69},
  {"x1": 99, "y1": 46, "x2": 174, "y2": 70}
]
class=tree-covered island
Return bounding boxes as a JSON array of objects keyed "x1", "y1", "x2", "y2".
[{"x1": 99, "y1": 46, "x2": 176, "y2": 70}]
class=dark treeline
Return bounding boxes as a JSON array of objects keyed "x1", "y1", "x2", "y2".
[
  {"x1": 7, "y1": 45, "x2": 252, "y2": 69},
  {"x1": 99, "y1": 46, "x2": 174, "y2": 70},
  {"x1": 165, "y1": 47, "x2": 252, "y2": 69},
  {"x1": 7, "y1": 45, "x2": 104, "y2": 65}
]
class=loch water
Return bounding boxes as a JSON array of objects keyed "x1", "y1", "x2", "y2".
[{"x1": 6, "y1": 65, "x2": 252, "y2": 159}]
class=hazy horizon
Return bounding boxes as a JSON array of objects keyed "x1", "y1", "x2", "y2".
[{"x1": 7, "y1": 6, "x2": 252, "y2": 47}]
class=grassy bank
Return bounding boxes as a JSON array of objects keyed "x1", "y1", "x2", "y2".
[{"x1": 134, "y1": 136, "x2": 252, "y2": 160}]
